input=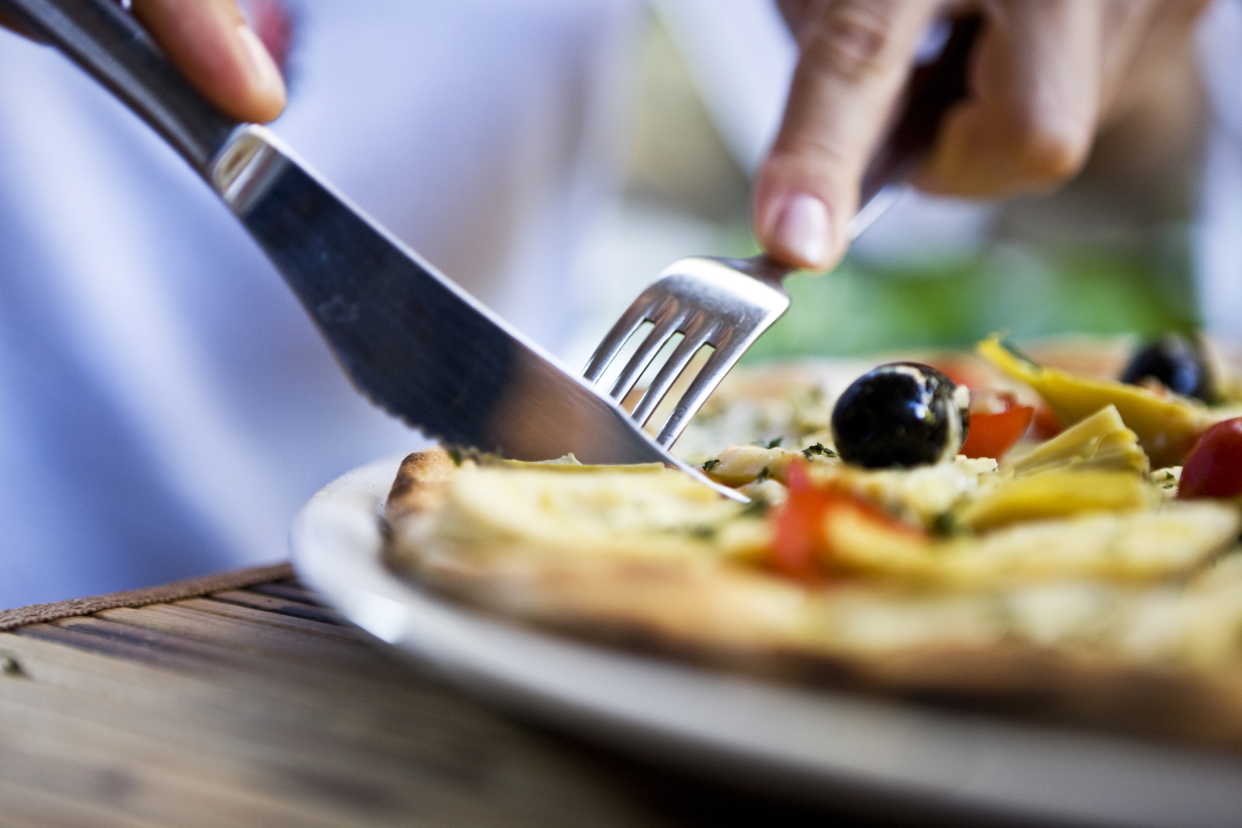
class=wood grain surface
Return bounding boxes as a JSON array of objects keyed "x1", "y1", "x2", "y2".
[{"x1": 0, "y1": 577, "x2": 895, "y2": 828}]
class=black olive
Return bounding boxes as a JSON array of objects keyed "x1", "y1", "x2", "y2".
[
  {"x1": 1120, "y1": 334, "x2": 1214, "y2": 403},
  {"x1": 831, "y1": 363, "x2": 970, "y2": 469}
]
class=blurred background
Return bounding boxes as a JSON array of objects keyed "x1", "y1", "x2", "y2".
[{"x1": 562, "y1": 1, "x2": 1213, "y2": 369}]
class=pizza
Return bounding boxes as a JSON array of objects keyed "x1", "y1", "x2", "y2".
[{"x1": 385, "y1": 333, "x2": 1242, "y2": 747}]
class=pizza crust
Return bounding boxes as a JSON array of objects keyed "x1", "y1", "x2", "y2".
[
  {"x1": 385, "y1": 445, "x2": 458, "y2": 521},
  {"x1": 386, "y1": 448, "x2": 1242, "y2": 748}
]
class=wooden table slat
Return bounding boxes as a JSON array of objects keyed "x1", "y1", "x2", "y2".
[
  {"x1": 2, "y1": 632, "x2": 475, "y2": 773},
  {"x1": 172, "y1": 597, "x2": 361, "y2": 641},
  {"x1": 0, "y1": 676, "x2": 518, "y2": 828},
  {"x1": 14, "y1": 622, "x2": 210, "y2": 673},
  {"x1": 207, "y1": 589, "x2": 347, "y2": 625},
  {"x1": 246, "y1": 581, "x2": 328, "y2": 606},
  {"x1": 0, "y1": 776, "x2": 168, "y2": 828},
  {"x1": 0, "y1": 694, "x2": 352, "y2": 828},
  {"x1": 16, "y1": 617, "x2": 498, "y2": 732},
  {"x1": 96, "y1": 605, "x2": 379, "y2": 671},
  {"x1": 55, "y1": 615, "x2": 279, "y2": 667}
]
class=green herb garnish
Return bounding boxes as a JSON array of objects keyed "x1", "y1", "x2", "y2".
[
  {"x1": 930, "y1": 512, "x2": 957, "y2": 538},
  {"x1": 739, "y1": 498, "x2": 770, "y2": 519},
  {"x1": 689, "y1": 525, "x2": 718, "y2": 541},
  {"x1": 444, "y1": 444, "x2": 502, "y2": 467},
  {"x1": 703, "y1": 458, "x2": 721, "y2": 472},
  {"x1": 802, "y1": 443, "x2": 837, "y2": 460}
]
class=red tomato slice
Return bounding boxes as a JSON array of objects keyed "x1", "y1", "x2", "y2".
[
  {"x1": 960, "y1": 392, "x2": 1034, "y2": 460},
  {"x1": 1031, "y1": 403, "x2": 1063, "y2": 440},
  {"x1": 769, "y1": 460, "x2": 926, "y2": 580},
  {"x1": 1179, "y1": 418, "x2": 1242, "y2": 499},
  {"x1": 770, "y1": 461, "x2": 829, "y2": 580}
]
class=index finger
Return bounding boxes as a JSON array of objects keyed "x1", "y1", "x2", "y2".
[
  {"x1": 132, "y1": 0, "x2": 286, "y2": 123},
  {"x1": 755, "y1": 0, "x2": 938, "y2": 270}
]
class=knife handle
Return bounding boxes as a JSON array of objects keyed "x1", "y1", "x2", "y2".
[{"x1": 0, "y1": 0, "x2": 239, "y2": 175}]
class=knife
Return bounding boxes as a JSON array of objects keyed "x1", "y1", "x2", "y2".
[{"x1": 0, "y1": 0, "x2": 722, "y2": 479}]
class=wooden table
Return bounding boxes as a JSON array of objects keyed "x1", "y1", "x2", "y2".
[{"x1": 0, "y1": 565, "x2": 896, "y2": 828}]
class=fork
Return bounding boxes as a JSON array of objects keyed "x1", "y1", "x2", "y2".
[{"x1": 583, "y1": 13, "x2": 982, "y2": 449}]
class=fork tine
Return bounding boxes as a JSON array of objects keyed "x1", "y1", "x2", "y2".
[
  {"x1": 629, "y1": 319, "x2": 716, "y2": 427},
  {"x1": 608, "y1": 306, "x2": 685, "y2": 402},
  {"x1": 653, "y1": 329, "x2": 746, "y2": 447},
  {"x1": 582, "y1": 295, "x2": 665, "y2": 383}
]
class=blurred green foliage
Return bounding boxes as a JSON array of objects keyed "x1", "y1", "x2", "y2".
[{"x1": 736, "y1": 228, "x2": 1200, "y2": 361}]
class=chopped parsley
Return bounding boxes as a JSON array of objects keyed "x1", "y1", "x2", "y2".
[
  {"x1": 703, "y1": 458, "x2": 721, "y2": 472},
  {"x1": 755, "y1": 466, "x2": 771, "y2": 483},
  {"x1": 802, "y1": 443, "x2": 837, "y2": 460},
  {"x1": 739, "y1": 498, "x2": 770, "y2": 519},
  {"x1": 931, "y1": 512, "x2": 957, "y2": 538},
  {"x1": 444, "y1": 444, "x2": 499, "y2": 467},
  {"x1": 767, "y1": 437, "x2": 785, "y2": 449},
  {"x1": 689, "y1": 525, "x2": 718, "y2": 541}
]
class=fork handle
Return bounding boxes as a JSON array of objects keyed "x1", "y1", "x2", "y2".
[
  {"x1": 859, "y1": 13, "x2": 983, "y2": 207},
  {"x1": 0, "y1": 0, "x2": 239, "y2": 175}
]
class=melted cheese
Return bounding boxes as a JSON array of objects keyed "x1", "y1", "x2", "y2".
[{"x1": 433, "y1": 464, "x2": 769, "y2": 561}]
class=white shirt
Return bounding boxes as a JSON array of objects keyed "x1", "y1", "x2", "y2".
[{"x1": 0, "y1": 0, "x2": 642, "y2": 606}]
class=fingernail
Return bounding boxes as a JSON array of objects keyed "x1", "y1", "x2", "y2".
[
  {"x1": 773, "y1": 193, "x2": 832, "y2": 269},
  {"x1": 237, "y1": 23, "x2": 285, "y2": 98}
]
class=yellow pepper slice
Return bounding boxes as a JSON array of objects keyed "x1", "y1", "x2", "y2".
[
  {"x1": 977, "y1": 334, "x2": 1211, "y2": 467},
  {"x1": 1010, "y1": 405, "x2": 1148, "y2": 477}
]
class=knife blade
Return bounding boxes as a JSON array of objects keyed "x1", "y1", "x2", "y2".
[
  {"x1": 2, "y1": 0, "x2": 727, "y2": 482},
  {"x1": 213, "y1": 127, "x2": 688, "y2": 468}
]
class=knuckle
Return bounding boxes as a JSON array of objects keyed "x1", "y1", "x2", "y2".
[
  {"x1": 802, "y1": 0, "x2": 903, "y2": 82},
  {"x1": 1000, "y1": 111, "x2": 1092, "y2": 186}
]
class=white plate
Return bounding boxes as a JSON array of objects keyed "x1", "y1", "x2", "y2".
[{"x1": 292, "y1": 454, "x2": 1242, "y2": 827}]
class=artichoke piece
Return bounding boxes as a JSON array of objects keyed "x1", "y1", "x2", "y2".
[
  {"x1": 960, "y1": 469, "x2": 1152, "y2": 533},
  {"x1": 977, "y1": 334, "x2": 1210, "y2": 467},
  {"x1": 1011, "y1": 405, "x2": 1149, "y2": 477},
  {"x1": 703, "y1": 444, "x2": 802, "y2": 487}
]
